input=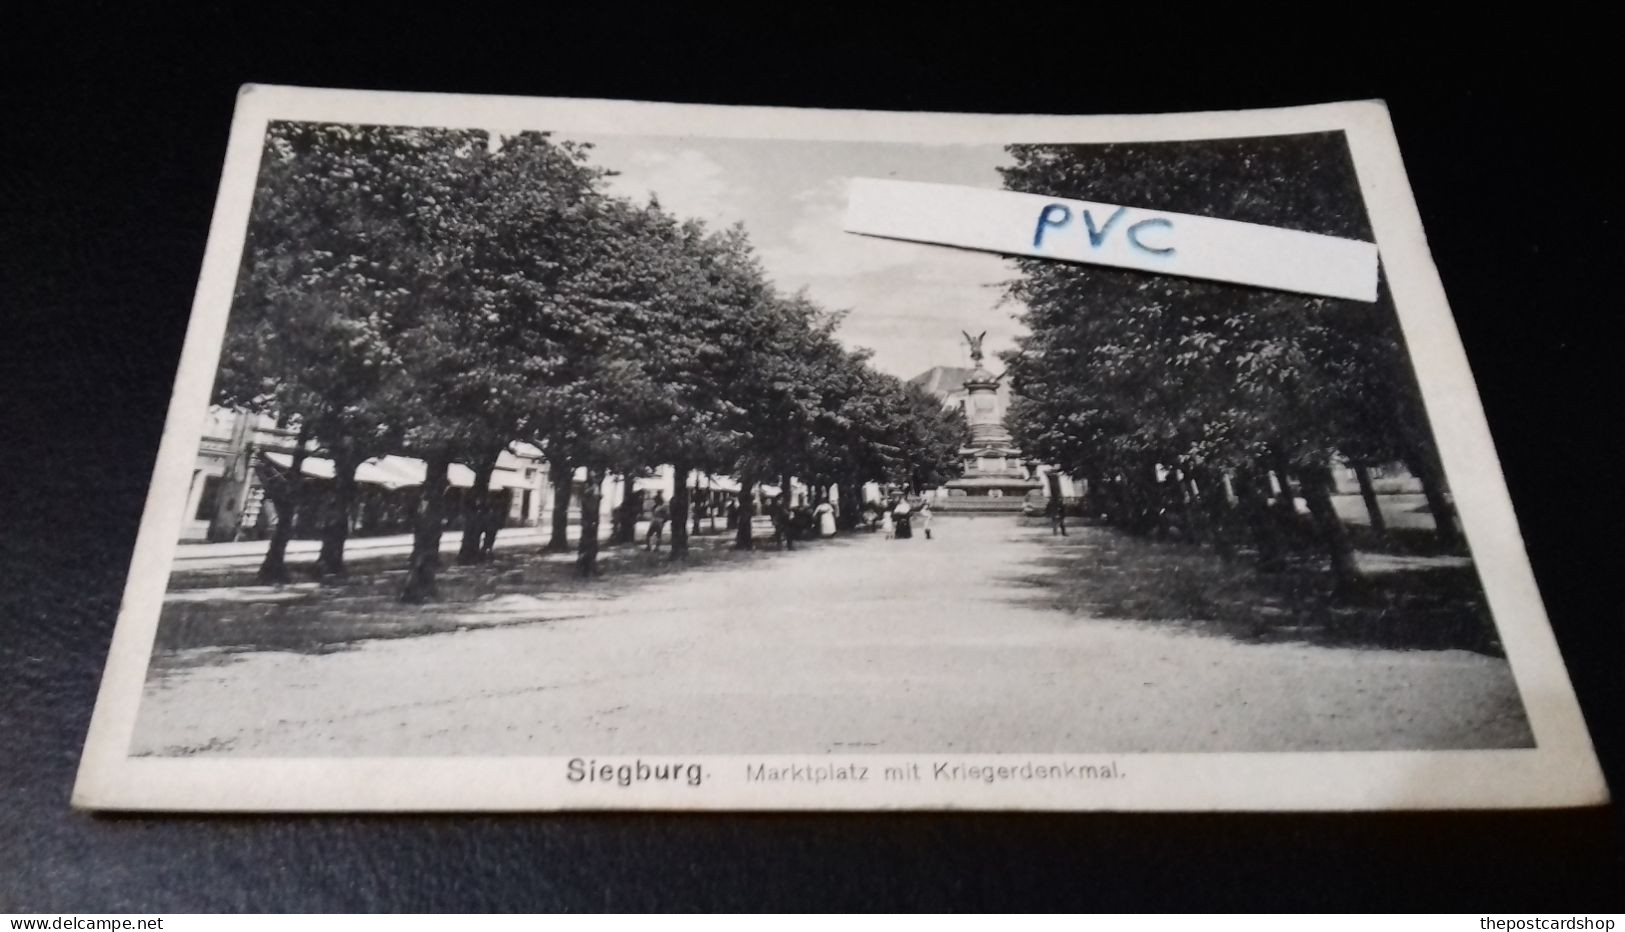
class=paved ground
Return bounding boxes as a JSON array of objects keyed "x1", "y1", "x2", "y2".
[{"x1": 131, "y1": 516, "x2": 1532, "y2": 756}]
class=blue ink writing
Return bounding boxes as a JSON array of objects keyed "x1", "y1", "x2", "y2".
[
  {"x1": 1127, "y1": 218, "x2": 1175, "y2": 255},
  {"x1": 1083, "y1": 206, "x2": 1128, "y2": 247},
  {"x1": 1033, "y1": 203, "x2": 1175, "y2": 255},
  {"x1": 1033, "y1": 204, "x2": 1071, "y2": 247}
]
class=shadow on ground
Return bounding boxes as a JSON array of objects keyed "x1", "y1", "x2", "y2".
[
  {"x1": 150, "y1": 529, "x2": 859, "y2": 674},
  {"x1": 1002, "y1": 525, "x2": 1505, "y2": 657}
]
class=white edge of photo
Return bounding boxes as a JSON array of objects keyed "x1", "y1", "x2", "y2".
[{"x1": 70, "y1": 85, "x2": 1609, "y2": 812}]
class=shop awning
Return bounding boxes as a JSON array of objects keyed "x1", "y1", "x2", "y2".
[
  {"x1": 264, "y1": 452, "x2": 416, "y2": 488},
  {"x1": 448, "y1": 463, "x2": 530, "y2": 490},
  {"x1": 699, "y1": 474, "x2": 741, "y2": 494},
  {"x1": 264, "y1": 453, "x2": 531, "y2": 491}
]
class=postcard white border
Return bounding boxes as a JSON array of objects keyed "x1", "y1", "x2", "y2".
[{"x1": 72, "y1": 86, "x2": 1608, "y2": 812}]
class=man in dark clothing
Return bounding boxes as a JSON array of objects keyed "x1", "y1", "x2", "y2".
[
  {"x1": 1046, "y1": 496, "x2": 1068, "y2": 536},
  {"x1": 770, "y1": 495, "x2": 794, "y2": 550},
  {"x1": 646, "y1": 493, "x2": 670, "y2": 551},
  {"x1": 480, "y1": 497, "x2": 503, "y2": 557}
]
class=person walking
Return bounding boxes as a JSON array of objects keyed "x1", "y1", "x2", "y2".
[
  {"x1": 919, "y1": 500, "x2": 934, "y2": 540},
  {"x1": 480, "y1": 496, "x2": 502, "y2": 557},
  {"x1": 771, "y1": 494, "x2": 795, "y2": 551},
  {"x1": 646, "y1": 493, "x2": 670, "y2": 551},
  {"x1": 814, "y1": 498, "x2": 837, "y2": 538},
  {"x1": 1045, "y1": 495, "x2": 1068, "y2": 536},
  {"x1": 892, "y1": 496, "x2": 914, "y2": 540}
]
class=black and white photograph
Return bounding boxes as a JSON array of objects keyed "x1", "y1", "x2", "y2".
[{"x1": 71, "y1": 88, "x2": 1603, "y2": 811}]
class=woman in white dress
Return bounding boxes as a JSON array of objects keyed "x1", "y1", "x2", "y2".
[{"x1": 814, "y1": 499, "x2": 837, "y2": 537}]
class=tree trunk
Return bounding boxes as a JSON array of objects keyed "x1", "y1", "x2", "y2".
[
  {"x1": 1129, "y1": 461, "x2": 1161, "y2": 535},
  {"x1": 314, "y1": 449, "x2": 359, "y2": 578},
  {"x1": 612, "y1": 475, "x2": 638, "y2": 545},
  {"x1": 401, "y1": 454, "x2": 451, "y2": 603},
  {"x1": 1233, "y1": 465, "x2": 1286, "y2": 572},
  {"x1": 1123, "y1": 477, "x2": 1140, "y2": 530},
  {"x1": 1270, "y1": 449, "x2": 1300, "y2": 525},
  {"x1": 734, "y1": 471, "x2": 756, "y2": 550},
  {"x1": 1406, "y1": 447, "x2": 1462, "y2": 548},
  {"x1": 1169, "y1": 466, "x2": 1202, "y2": 543},
  {"x1": 1101, "y1": 475, "x2": 1125, "y2": 526},
  {"x1": 691, "y1": 478, "x2": 703, "y2": 537},
  {"x1": 575, "y1": 466, "x2": 605, "y2": 577},
  {"x1": 258, "y1": 488, "x2": 298, "y2": 585},
  {"x1": 1101, "y1": 475, "x2": 1121, "y2": 526},
  {"x1": 1082, "y1": 470, "x2": 1107, "y2": 521},
  {"x1": 1120, "y1": 474, "x2": 1141, "y2": 528},
  {"x1": 1194, "y1": 467, "x2": 1235, "y2": 558},
  {"x1": 255, "y1": 429, "x2": 308, "y2": 585},
  {"x1": 1353, "y1": 463, "x2": 1387, "y2": 535},
  {"x1": 1301, "y1": 463, "x2": 1360, "y2": 588},
  {"x1": 458, "y1": 452, "x2": 498, "y2": 565},
  {"x1": 838, "y1": 477, "x2": 862, "y2": 530},
  {"x1": 778, "y1": 468, "x2": 795, "y2": 550},
  {"x1": 670, "y1": 463, "x2": 691, "y2": 560},
  {"x1": 546, "y1": 458, "x2": 573, "y2": 553}
]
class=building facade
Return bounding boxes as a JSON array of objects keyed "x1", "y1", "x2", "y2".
[
  {"x1": 181, "y1": 408, "x2": 810, "y2": 544},
  {"x1": 181, "y1": 408, "x2": 552, "y2": 543}
]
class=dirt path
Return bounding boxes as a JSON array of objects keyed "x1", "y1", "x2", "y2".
[{"x1": 131, "y1": 517, "x2": 1532, "y2": 756}]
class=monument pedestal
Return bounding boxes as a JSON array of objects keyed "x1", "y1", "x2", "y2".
[{"x1": 936, "y1": 342, "x2": 1040, "y2": 512}]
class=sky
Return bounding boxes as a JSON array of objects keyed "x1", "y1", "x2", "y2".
[{"x1": 570, "y1": 134, "x2": 1025, "y2": 381}]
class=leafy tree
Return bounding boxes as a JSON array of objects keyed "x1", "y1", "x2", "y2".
[
  {"x1": 617, "y1": 217, "x2": 765, "y2": 560},
  {"x1": 219, "y1": 121, "x2": 470, "y2": 581},
  {"x1": 892, "y1": 381, "x2": 971, "y2": 493},
  {"x1": 223, "y1": 119, "x2": 991, "y2": 596},
  {"x1": 511, "y1": 195, "x2": 683, "y2": 578},
  {"x1": 1000, "y1": 132, "x2": 1461, "y2": 583},
  {"x1": 392, "y1": 131, "x2": 610, "y2": 601}
]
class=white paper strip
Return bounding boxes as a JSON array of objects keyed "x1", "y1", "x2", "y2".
[{"x1": 843, "y1": 178, "x2": 1379, "y2": 302}]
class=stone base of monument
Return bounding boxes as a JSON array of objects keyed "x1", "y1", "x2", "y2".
[
  {"x1": 932, "y1": 482, "x2": 1042, "y2": 513},
  {"x1": 932, "y1": 496, "x2": 1030, "y2": 514}
]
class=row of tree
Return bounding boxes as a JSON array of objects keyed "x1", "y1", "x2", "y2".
[
  {"x1": 1000, "y1": 133, "x2": 1461, "y2": 586},
  {"x1": 221, "y1": 121, "x2": 967, "y2": 602}
]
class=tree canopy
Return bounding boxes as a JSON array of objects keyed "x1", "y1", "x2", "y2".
[
  {"x1": 220, "y1": 120, "x2": 969, "y2": 593},
  {"x1": 1000, "y1": 133, "x2": 1461, "y2": 579}
]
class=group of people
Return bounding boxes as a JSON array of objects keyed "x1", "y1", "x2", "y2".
[
  {"x1": 638, "y1": 491, "x2": 838, "y2": 553},
  {"x1": 639, "y1": 489, "x2": 940, "y2": 552},
  {"x1": 863, "y1": 496, "x2": 934, "y2": 540},
  {"x1": 635, "y1": 493, "x2": 743, "y2": 551},
  {"x1": 769, "y1": 495, "x2": 838, "y2": 550}
]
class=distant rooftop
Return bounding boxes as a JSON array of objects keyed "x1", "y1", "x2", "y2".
[
  {"x1": 909, "y1": 365, "x2": 978, "y2": 397},
  {"x1": 910, "y1": 365, "x2": 1011, "y2": 403}
]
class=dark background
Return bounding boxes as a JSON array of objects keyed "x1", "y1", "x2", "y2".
[{"x1": 1, "y1": 11, "x2": 1619, "y2": 912}]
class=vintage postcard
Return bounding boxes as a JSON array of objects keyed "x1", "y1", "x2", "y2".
[{"x1": 73, "y1": 85, "x2": 1605, "y2": 811}]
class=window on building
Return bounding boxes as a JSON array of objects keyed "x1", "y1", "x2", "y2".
[{"x1": 195, "y1": 475, "x2": 224, "y2": 521}]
